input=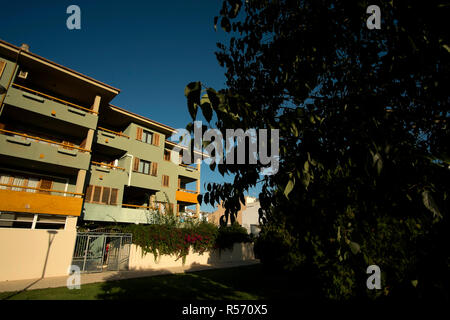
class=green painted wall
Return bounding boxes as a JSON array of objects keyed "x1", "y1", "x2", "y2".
[
  {"x1": 4, "y1": 87, "x2": 98, "y2": 130},
  {"x1": 0, "y1": 134, "x2": 91, "y2": 170}
]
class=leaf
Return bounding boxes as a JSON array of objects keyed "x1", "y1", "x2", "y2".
[
  {"x1": 200, "y1": 94, "x2": 213, "y2": 122},
  {"x1": 197, "y1": 194, "x2": 203, "y2": 205},
  {"x1": 422, "y1": 190, "x2": 443, "y2": 218},
  {"x1": 411, "y1": 280, "x2": 418, "y2": 288},
  {"x1": 214, "y1": 16, "x2": 218, "y2": 31},
  {"x1": 221, "y1": 17, "x2": 231, "y2": 32},
  {"x1": 349, "y1": 241, "x2": 361, "y2": 254},
  {"x1": 284, "y1": 176, "x2": 295, "y2": 199},
  {"x1": 185, "y1": 82, "x2": 201, "y2": 120}
]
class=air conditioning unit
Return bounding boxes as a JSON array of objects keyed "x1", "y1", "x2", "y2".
[{"x1": 18, "y1": 70, "x2": 28, "y2": 79}]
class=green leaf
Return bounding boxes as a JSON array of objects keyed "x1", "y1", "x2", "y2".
[
  {"x1": 221, "y1": 17, "x2": 231, "y2": 32},
  {"x1": 349, "y1": 241, "x2": 361, "y2": 254},
  {"x1": 422, "y1": 190, "x2": 443, "y2": 218},
  {"x1": 284, "y1": 177, "x2": 295, "y2": 199},
  {"x1": 200, "y1": 94, "x2": 213, "y2": 122},
  {"x1": 185, "y1": 82, "x2": 201, "y2": 120}
]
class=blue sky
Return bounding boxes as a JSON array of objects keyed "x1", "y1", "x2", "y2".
[{"x1": 0, "y1": 0, "x2": 262, "y2": 211}]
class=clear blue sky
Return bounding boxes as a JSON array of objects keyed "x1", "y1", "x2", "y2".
[{"x1": 0, "y1": 0, "x2": 262, "y2": 212}]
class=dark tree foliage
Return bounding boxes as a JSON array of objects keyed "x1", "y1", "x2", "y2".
[{"x1": 185, "y1": 0, "x2": 449, "y2": 300}]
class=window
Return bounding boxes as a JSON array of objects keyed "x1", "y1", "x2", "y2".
[
  {"x1": 164, "y1": 149, "x2": 171, "y2": 161},
  {"x1": 85, "y1": 185, "x2": 119, "y2": 206},
  {"x1": 0, "y1": 212, "x2": 66, "y2": 230},
  {"x1": 0, "y1": 174, "x2": 49, "y2": 193},
  {"x1": 138, "y1": 159, "x2": 151, "y2": 175},
  {"x1": 143, "y1": 130, "x2": 153, "y2": 144},
  {"x1": 162, "y1": 175, "x2": 170, "y2": 187}
]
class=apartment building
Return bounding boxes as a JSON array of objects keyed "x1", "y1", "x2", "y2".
[{"x1": 0, "y1": 39, "x2": 201, "y2": 281}]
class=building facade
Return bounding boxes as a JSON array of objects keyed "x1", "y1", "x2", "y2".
[
  {"x1": 0, "y1": 40, "x2": 201, "y2": 281},
  {"x1": 208, "y1": 196, "x2": 261, "y2": 235}
]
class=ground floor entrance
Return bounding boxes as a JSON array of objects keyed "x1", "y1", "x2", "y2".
[{"x1": 72, "y1": 231, "x2": 132, "y2": 273}]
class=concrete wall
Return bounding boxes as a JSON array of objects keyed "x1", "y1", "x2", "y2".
[
  {"x1": 128, "y1": 242, "x2": 255, "y2": 271},
  {"x1": 0, "y1": 217, "x2": 77, "y2": 281}
]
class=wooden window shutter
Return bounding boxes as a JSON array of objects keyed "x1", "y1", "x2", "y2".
[
  {"x1": 133, "y1": 157, "x2": 140, "y2": 171},
  {"x1": 152, "y1": 133, "x2": 160, "y2": 146},
  {"x1": 151, "y1": 162, "x2": 158, "y2": 176},
  {"x1": 0, "y1": 61, "x2": 6, "y2": 78},
  {"x1": 92, "y1": 186, "x2": 102, "y2": 202},
  {"x1": 101, "y1": 187, "x2": 111, "y2": 204},
  {"x1": 85, "y1": 185, "x2": 93, "y2": 202},
  {"x1": 110, "y1": 189, "x2": 118, "y2": 205},
  {"x1": 136, "y1": 127, "x2": 143, "y2": 141},
  {"x1": 162, "y1": 175, "x2": 169, "y2": 187},
  {"x1": 39, "y1": 179, "x2": 53, "y2": 194},
  {"x1": 178, "y1": 178, "x2": 181, "y2": 189}
]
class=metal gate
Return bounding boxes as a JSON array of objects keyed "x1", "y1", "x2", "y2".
[{"x1": 72, "y1": 232, "x2": 132, "y2": 273}]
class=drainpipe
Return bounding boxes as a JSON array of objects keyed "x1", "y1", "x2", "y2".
[{"x1": 120, "y1": 153, "x2": 134, "y2": 186}]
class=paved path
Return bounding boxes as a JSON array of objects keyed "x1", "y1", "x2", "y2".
[{"x1": 0, "y1": 260, "x2": 260, "y2": 293}]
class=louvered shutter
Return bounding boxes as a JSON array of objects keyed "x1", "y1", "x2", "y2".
[
  {"x1": 39, "y1": 179, "x2": 53, "y2": 194},
  {"x1": 110, "y1": 189, "x2": 118, "y2": 205},
  {"x1": 152, "y1": 133, "x2": 160, "y2": 146},
  {"x1": 92, "y1": 186, "x2": 102, "y2": 202},
  {"x1": 151, "y1": 162, "x2": 158, "y2": 176},
  {"x1": 133, "y1": 157, "x2": 140, "y2": 171},
  {"x1": 85, "y1": 185, "x2": 93, "y2": 202},
  {"x1": 101, "y1": 187, "x2": 111, "y2": 204},
  {"x1": 136, "y1": 127, "x2": 143, "y2": 141}
]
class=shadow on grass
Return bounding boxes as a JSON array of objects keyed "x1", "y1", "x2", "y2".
[{"x1": 96, "y1": 263, "x2": 319, "y2": 300}]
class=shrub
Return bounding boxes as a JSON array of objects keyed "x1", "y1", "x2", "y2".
[{"x1": 215, "y1": 222, "x2": 252, "y2": 251}]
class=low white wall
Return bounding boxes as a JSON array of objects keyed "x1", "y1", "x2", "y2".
[
  {"x1": 128, "y1": 242, "x2": 255, "y2": 271},
  {"x1": 0, "y1": 217, "x2": 77, "y2": 282}
]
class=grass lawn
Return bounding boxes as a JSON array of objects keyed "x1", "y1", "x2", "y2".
[{"x1": 0, "y1": 264, "x2": 312, "y2": 300}]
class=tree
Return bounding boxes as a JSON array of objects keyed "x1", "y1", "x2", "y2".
[{"x1": 185, "y1": 0, "x2": 449, "y2": 300}]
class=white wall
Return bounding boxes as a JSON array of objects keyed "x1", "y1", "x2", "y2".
[
  {"x1": 128, "y1": 242, "x2": 255, "y2": 271},
  {"x1": 0, "y1": 217, "x2": 77, "y2": 281}
]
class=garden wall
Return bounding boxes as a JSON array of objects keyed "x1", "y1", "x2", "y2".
[{"x1": 128, "y1": 242, "x2": 256, "y2": 270}]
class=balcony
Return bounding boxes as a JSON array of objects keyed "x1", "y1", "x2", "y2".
[
  {"x1": 0, "y1": 129, "x2": 91, "y2": 170},
  {"x1": 83, "y1": 202, "x2": 174, "y2": 224},
  {"x1": 0, "y1": 183, "x2": 84, "y2": 216},
  {"x1": 95, "y1": 127, "x2": 130, "y2": 152},
  {"x1": 4, "y1": 84, "x2": 98, "y2": 129},
  {"x1": 176, "y1": 188, "x2": 199, "y2": 204},
  {"x1": 88, "y1": 161, "x2": 128, "y2": 187},
  {"x1": 178, "y1": 163, "x2": 200, "y2": 180}
]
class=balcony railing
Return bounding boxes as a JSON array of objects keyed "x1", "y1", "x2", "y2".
[
  {"x1": 0, "y1": 183, "x2": 83, "y2": 197},
  {"x1": 179, "y1": 163, "x2": 198, "y2": 171},
  {"x1": 91, "y1": 161, "x2": 126, "y2": 171},
  {"x1": 0, "y1": 128, "x2": 91, "y2": 153},
  {"x1": 11, "y1": 83, "x2": 98, "y2": 115},
  {"x1": 177, "y1": 188, "x2": 199, "y2": 194},
  {"x1": 97, "y1": 127, "x2": 130, "y2": 139},
  {"x1": 122, "y1": 202, "x2": 175, "y2": 212}
]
